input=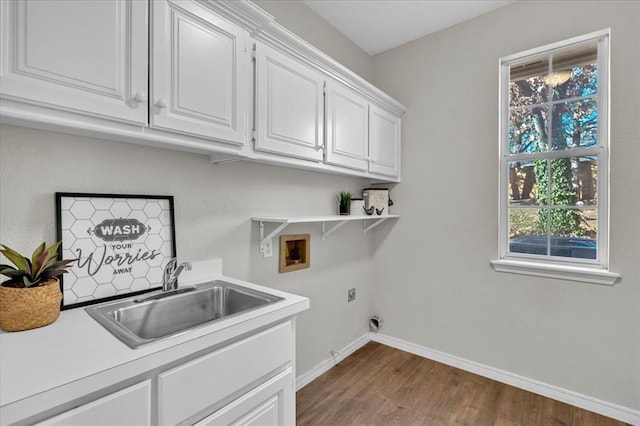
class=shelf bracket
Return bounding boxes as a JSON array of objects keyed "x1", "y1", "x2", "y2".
[
  {"x1": 259, "y1": 221, "x2": 289, "y2": 255},
  {"x1": 363, "y1": 217, "x2": 388, "y2": 235},
  {"x1": 322, "y1": 220, "x2": 348, "y2": 242}
]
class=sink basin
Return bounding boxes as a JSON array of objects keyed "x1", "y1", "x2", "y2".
[{"x1": 86, "y1": 281, "x2": 283, "y2": 349}]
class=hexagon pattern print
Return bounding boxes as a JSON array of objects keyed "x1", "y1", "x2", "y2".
[{"x1": 57, "y1": 194, "x2": 175, "y2": 308}]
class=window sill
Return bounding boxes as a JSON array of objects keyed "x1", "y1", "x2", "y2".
[{"x1": 490, "y1": 259, "x2": 620, "y2": 285}]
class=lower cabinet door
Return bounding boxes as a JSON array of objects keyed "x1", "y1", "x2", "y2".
[
  {"x1": 195, "y1": 368, "x2": 294, "y2": 426},
  {"x1": 158, "y1": 322, "x2": 292, "y2": 425},
  {"x1": 36, "y1": 381, "x2": 152, "y2": 426}
]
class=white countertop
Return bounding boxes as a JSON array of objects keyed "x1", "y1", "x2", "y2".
[{"x1": 0, "y1": 259, "x2": 309, "y2": 420}]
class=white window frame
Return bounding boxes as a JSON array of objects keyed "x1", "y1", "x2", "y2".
[{"x1": 491, "y1": 29, "x2": 620, "y2": 285}]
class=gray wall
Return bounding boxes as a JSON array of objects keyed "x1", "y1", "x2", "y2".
[
  {"x1": 0, "y1": 125, "x2": 377, "y2": 376},
  {"x1": 252, "y1": 0, "x2": 374, "y2": 82},
  {"x1": 372, "y1": 0, "x2": 640, "y2": 411}
]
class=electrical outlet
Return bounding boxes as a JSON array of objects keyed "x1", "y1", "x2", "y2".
[
  {"x1": 263, "y1": 239, "x2": 273, "y2": 257},
  {"x1": 348, "y1": 288, "x2": 356, "y2": 302}
]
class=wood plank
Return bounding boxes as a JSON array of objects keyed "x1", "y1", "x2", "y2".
[{"x1": 297, "y1": 343, "x2": 628, "y2": 426}]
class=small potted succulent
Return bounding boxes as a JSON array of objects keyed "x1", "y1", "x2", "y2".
[
  {"x1": 338, "y1": 191, "x2": 352, "y2": 215},
  {"x1": 0, "y1": 242, "x2": 76, "y2": 332}
]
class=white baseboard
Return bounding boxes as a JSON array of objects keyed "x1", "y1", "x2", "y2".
[
  {"x1": 371, "y1": 333, "x2": 640, "y2": 425},
  {"x1": 295, "y1": 333, "x2": 370, "y2": 391}
]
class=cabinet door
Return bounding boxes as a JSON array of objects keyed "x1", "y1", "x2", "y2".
[
  {"x1": 36, "y1": 381, "x2": 152, "y2": 426},
  {"x1": 158, "y1": 322, "x2": 292, "y2": 425},
  {"x1": 369, "y1": 104, "x2": 401, "y2": 178},
  {"x1": 195, "y1": 368, "x2": 294, "y2": 426},
  {"x1": 325, "y1": 82, "x2": 369, "y2": 171},
  {"x1": 151, "y1": 0, "x2": 249, "y2": 144},
  {"x1": 0, "y1": 0, "x2": 148, "y2": 124},
  {"x1": 255, "y1": 42, "x2": 324, "y2": 162}
]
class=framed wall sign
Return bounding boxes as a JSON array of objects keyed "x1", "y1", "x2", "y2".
[{"x1": 56, "y1": 193, "x2": 176, "y2": 309}]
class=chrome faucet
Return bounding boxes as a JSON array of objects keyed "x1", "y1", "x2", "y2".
[{"x1": 163, "y1": 258, "x2": 192, "y2": 292}]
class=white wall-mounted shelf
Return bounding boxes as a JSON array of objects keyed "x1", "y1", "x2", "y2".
[{"x1": 252, "y1": 215, "x2": 399, "y2": 257}]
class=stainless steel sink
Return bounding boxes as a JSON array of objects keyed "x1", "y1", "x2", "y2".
[{"x1": 86, "y1": 281, "x2": 283, "y2": 349}]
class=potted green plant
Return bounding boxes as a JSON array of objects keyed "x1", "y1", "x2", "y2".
[
  {"x1": 338, "y1": 192, "x2": 352, "y2": 215},
  {"x1": 0, "y1": 242, "x2": 76, "y2": 332}
]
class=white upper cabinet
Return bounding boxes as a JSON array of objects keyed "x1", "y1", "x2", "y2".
[
  {"x1": 0, "y1": 0, "x2": 405, "y2": 180},
  {"x1": 151, "y1": 0, "x2": 249, "y2": 144},
  {"x1": 325, "y1": 82, "x2": 369, "y2": 171},
  {"x1": 255, "y1": 42, "x2": 324, "y2": 162},
  {"x1": 325, "y1": 81, "x2": 401, "y2": 178},
  {"x1": 0, "y1": 0, "x2": 148, "y2": 124},
  {"x1": 369, "y1": 104, "x2": 401, "y2": 178}
]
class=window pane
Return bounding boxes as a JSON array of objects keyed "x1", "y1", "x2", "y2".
[
  {"x1": 509, "y1": 207, "x2": 547, "y2": 256},
  {"x1": 509, "y1": 207, "x2": 545, "y2": 238},
  {"x1": 508, "y1": 161, "x2": 538, "y2": 205},
  {"x1": 529, "y1": 159, "x2": 550, "y2": 206},
  {"x1": 547, "y1": 156, "x2": 598, "y2": 207},
  {"x1": 576, "y1": 156, "x2": 598, "y2": 204},
  {"x1": 509, "y1": 58, "x2": 549, "y2": 108},
  {"x1": 550, "y1": 99, "x2": 598, "y2": 151},
  {"x1": 538, "y1": 207, "x2": 583, "y2": 237},
  {"x1": 509, "y1": 107, "x2": 548, "y2": 154},
  {"x1": 509, "y1": 77, "x2": 548, "y2": 108},
  {"x1": 550, "y1": 208, "x2": 597, "y2": 259},
  {"x1": 547, "y1": 157, "x2": 576, "y2": 207},
  {"x1": 551, "y1": 43, "x2": 598, "y2": 101},
  {"x1": 509, "y1": 207, "x2": 598, "y2": 259}
]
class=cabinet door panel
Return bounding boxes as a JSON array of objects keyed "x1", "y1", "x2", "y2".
[
  {"x1": 369, "y1": 105, "x2": 401, "y2": 178},
  {"x1": 151, "y1": 0, "x2": 248, "y2": 144},
  {"x1": 195, "y1": 369, "x2": 294, "y2": 426},
  {"x1": 255, "y1": 43, "x2": 324, "y2": 162},
  {"x1": 36, "y1": 381, "x2": 151, "y2": 426},
  {"x1": 0, "y1": 0, "x2": 147, "y2": 124},
  {"x1": 325, "y1": 82, "x2": 369, "y2": 171},
  {"x1": 158, "y1": 322, "x2": 292, "y2": 425}
]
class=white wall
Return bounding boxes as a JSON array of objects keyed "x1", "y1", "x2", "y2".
[
  {"x1": 372, "y1": 0, "x2": 640, "y2": 411},
  {"x1": 0, "y1": 1, "x2": 378, "y2": 378}
]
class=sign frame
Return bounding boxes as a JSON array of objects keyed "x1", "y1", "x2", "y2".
[{"x1": 56, "y1": 192, "x2": 176, "y2": 309}]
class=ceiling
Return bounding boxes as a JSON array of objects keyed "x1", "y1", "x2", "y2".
[{"x1": 302, "y1": 0, "x2": 515, "y2": 55}]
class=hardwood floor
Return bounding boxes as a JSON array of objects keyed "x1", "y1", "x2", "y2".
[{"x1": 296, "y1": 342, "x2": 626, "y2": 426}]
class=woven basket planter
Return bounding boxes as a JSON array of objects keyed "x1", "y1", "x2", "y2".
[{"x1": 0, "y1": 279, "x2": 62, "y2": 332}]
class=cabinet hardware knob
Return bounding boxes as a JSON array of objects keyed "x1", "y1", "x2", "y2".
[
  {"x1": 132, "y1": 92, "x2": 147, "y2": 103},
  {"x1": 155, "y1": 98, "x2": 169, "y2": 109}
]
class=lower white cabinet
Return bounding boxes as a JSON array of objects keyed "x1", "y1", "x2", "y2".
[
  {"x1": 30, "y1": 321, "x2": 294, "y2": 426},
  {"x1": 195, "y1": 369, "x2": 294, "y2": 426},
  {"x1": 35, "y1": 381, "x2": 152, "y2": 426},
  {"x1": 158, "y1": 321, "x2": 293, "y2": 425}
]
